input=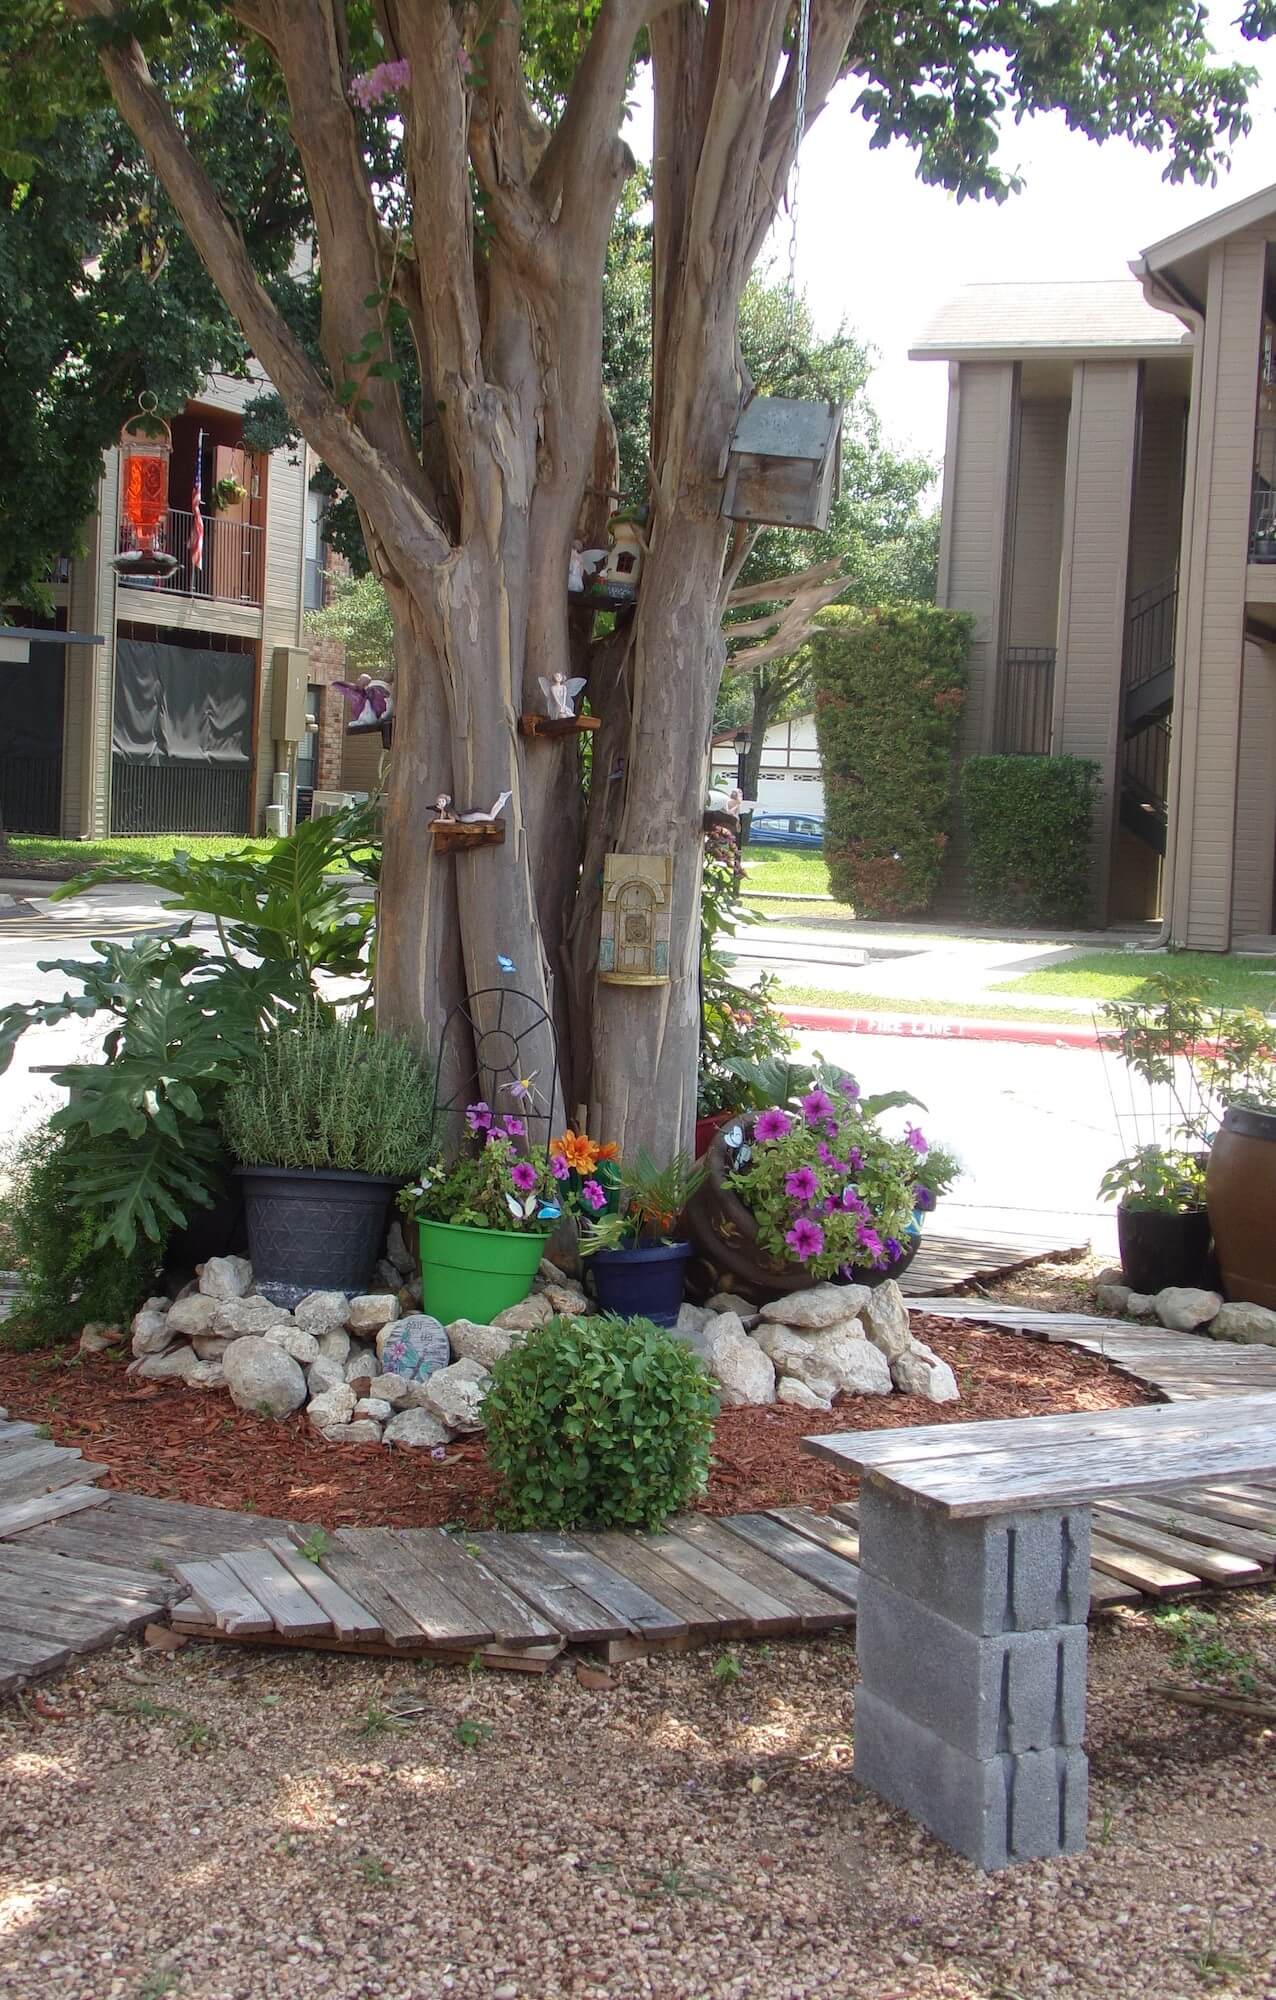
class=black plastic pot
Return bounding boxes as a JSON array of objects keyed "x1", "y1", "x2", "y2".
[
  {"x1": 166, "y1": 1185, "x2": 248, "y2": 1282},
  {"x1": 237, "y1": 1165, "x2": 400, "y2": 1308},
  {"x1": 1117, "y1": 1203, "x2": 1213, "y2": 1295},
  {"x1": 589, "y1": 1241, "x2": 694, "y2": 1328}
]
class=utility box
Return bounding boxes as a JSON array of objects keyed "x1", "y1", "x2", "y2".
[
  {"x1": 271, "y1": 646, "x2": 310, "y2": 743},
  {"x1": 722, "y1": 396, "x2": 843, "y2": 531}
]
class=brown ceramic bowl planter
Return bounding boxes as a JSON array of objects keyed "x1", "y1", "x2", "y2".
[
  {"x1": 1206, "y1": 1104, "x2": 1276, "y2": 1308},
  {"x1": 682, "y1": 1118, "x2": 919, "y2": 1308}
]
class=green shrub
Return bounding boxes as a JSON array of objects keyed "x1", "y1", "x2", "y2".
[
  {"x1": 482, "y1": 1315, "x2": 718, "y2": 1530},
  {"x1": 219, "y1": 1005, "x2": 434, "y2": 1179},
  {"x1": 960, "y1": 754, "x2": 1099, "y2": 925},
  {"x1": 812, "y1": 603, "x2": 971, "y2": 917},
  {"x1": 1, "y1": 1122, "x2": 161, "y2": 1350}
]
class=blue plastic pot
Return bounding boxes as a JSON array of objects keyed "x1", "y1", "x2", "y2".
[{"x1": 589, "y1": 1241, "x2": 694, "y2": 1327}]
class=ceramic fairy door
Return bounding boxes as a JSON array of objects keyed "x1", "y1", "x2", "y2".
[{"x1": 598, "y1": 854, "x2": 671, "y2": 986}]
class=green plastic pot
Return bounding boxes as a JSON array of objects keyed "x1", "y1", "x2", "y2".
[{"x1": 418, "y1": 1218, "x2": 552, "y2": 1325}]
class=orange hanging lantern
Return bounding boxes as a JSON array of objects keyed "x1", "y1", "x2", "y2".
[{"x1": 112, "y1": 393, "x2": 179, "y2": 579}]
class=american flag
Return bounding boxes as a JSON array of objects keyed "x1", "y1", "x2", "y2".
[{"x1": 189, "y1": 430, "x2": 205, "y2": 572}]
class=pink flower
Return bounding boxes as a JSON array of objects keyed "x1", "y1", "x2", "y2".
[
  {"x1": 784, "y1": 1166, "x2": 818, "y2": 1202},
  {"x1": 801, "y1": 1089, "x2": 834, "y2": 1127},
  {"x1": 754, "y1": 1107, "x2": 792, "y2": 1142},
  {"x1": 349, "y1": 58, "x2": 411, "y2": 110},
  {"x1": 466, "y1": 1101, "x2": 493, "y2": 1132},
  {"x1": 511, "y1": 1160, "x2": 537, "y2": 1192},
  {"x1": 816, "y1": 1140, "x2": 834, "y2": 1166},
  {"x1": 502, "y1": 1114, "x2": 526, "y2": 1137},
  {"x1": 906, "y1": 1124, "x2": 929, "y2": 1157},
  {"x1": 581, "y1": 1179, "x2": 607, "y2": 1212},
  {"x1": 785, "y1": 1216, "x2": 825, "y2": 1261},
  {"x1": 550, "y1": 1153, "x2": 570, "y2": 1180},
  {"x1": 857, "y1": 1225, "x2": 885, "y2": 1262}
]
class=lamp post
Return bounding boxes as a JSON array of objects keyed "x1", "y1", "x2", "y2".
[{"x1": 733, "y1": 726, "x2": 751, "y2": 795}]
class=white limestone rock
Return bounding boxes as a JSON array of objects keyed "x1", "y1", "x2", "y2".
[
  {"x1": 676, "y1": 1302, "x2": 714, "y2": 1336},
  {"x1": 360, "y1": 1372, "x2": 411, "y2": 1407},
  {"x1": 755, "y1": 1318, "x2": 886, "y2": 1399},
  {"x1": 1125, "y1": 1291, "x2": 1157, "y2": 1319},
  {"x1": 263, "y1": 1325, "x2": 321, "y2": 1365},
  {"x1": 776, "y1": 1377, "x2": 832, "y2": 1412},
  {"x1": 354, "y1": 1397, "x2": 394, "y2": 1423},
  {"x1": 385, "y1": 1220, "x2": 415, "y2": 1277},
  {"x1": 383, "y1": 1407, "x2": 452, "y2": 1448},
  {"x1": 1208, "y1": 1300, "x2": 1276, "y2": 1347},
  {"x1": 760, "y1": 1283, "x2": 870, "y2": 1331},
  {"x1": 136, "y1": 1347, "x2": 225, "y2": 1388},
  {"x1": 214, "y1": 1295, "x2": 295, "y2": 1339},
  {"x1": 306, "y1": 1356, "x2": 347, "y2": 1399},
  {"x1": 707, "y1": 1292, "x2": 758, "y2": 1321},
  {"x1": 1096, "y1": 1282, "x2": 1133, "y2": 1317},
  {"x1": 421, "y1": 1356, "x2": 490, "y2": 1433},
  {"x1": 491, "y1": 1293, "x2": 555, "y2": 1333},
  {"x1": 164, "y1": 1294, "x2": 221, "y2": 1340},
  {"x1": 318, "y1": 1328, "x2": 352, "y2": 1365},
  {"x1": 859, "y1": 1281, "x2": 912, "y2": 1362},
  {"x1": 307, "y1": 1384, "x2": 356, "y2": 1430},
  {"x1": 197, "y1": 1255, "x2": 254, "y2": 1301},
  {"x1": 346, "y1": 1293, "x2": 399, "y2": 1337},
  {"x1": 891, "y1": 1339, "x2": 959, "y2": 1403},
  {"x1": 222, "y1": 1337, "x2": 307, "y2": 1418},
  {"x1": 1094, "y1": 1265, "x2": 1126, "y2": 1289},
  {"x1": 1154, "y1": 1286, "x2": 1223, "y2": 1333},
  {"x1": 294, "y1": 1291, "x2": 351, "y2": 1336},
  {"x1": 322, "y1": 1419, "x2": 383, "y2": 1445},
  {"x1": 540, "y1": 1284, "x2": 591, "y2": 1319},
  {"x1": 701, "y1": 1313, "x2": 775, "y2": 1407},
  {"x1": 78, "y1": 1327, "x2": 115, "y2": 1355},
  {"x1": 447, "y1": 1319, "x2": 515, "y2": 1371},
  {"x1": 190, "y1": 1335, "x2": 235, "y2": 1362},
  {"x1": 130, "y1": 1299, "x2": 176, "y2": 1357},
  {"x1": 343, "y1": 1344, "x2": 377, "y2": 1383}
]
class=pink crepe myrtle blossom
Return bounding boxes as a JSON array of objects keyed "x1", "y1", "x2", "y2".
[
  {"x1": 581, "y1": 1179, "x2": 608, "y2": 1212},
  {"x1": 349, "y1": 59, "x2": 410, "y2": 111},
  {"x1": 754, "y1": 1107, "x2": 792, "y2": 1142},
  {"x1": 510, "y1": 1160, "x2": 538, "y2": 1193},
  {"x1": 785, "y1": 1216, "x2": 825, "y2": 1261}
]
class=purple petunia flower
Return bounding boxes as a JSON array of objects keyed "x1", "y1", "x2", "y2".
[
  {"x1": 550, "y1": 1153, "x2": 571, "y2": 1180},
  {"x1": 785, "y1": 1216, "x2": 825, "y2": 1261},
  {"x1": 511, "y1": 1160, "x2": 538, "y2": 1192},
  {"x1": 485, "y1": 1129, "x2": 505, "y2": 1147},
  {"x1": 913, "y1": 1183, "x2": 936, "y2": 1212},
  {"x1": 841, "y1": 1186, "x2": 868, "y2": 1216},
  {"x1": 816, "y1": 1140, "x2": 834, "y2": 1166},
  {"x1": 847, "y1": 1147, "x2": 863, "y2": 1173},
  {"x1": 466, "y1": 1100, "x2": 493, "y2": 1132},
  {"x1": 502, "y1": 1114, "x2": 527, "y2": 1138},
  {"x1": 754, "y1": 1107, "x2": 793, "y2": 1142},
  {"x1": 857, "y1": 1225, "x2": 885, "y2": 1262},
  {"x1": 784, "y1": 1166, "x2": 818, "y2": 1202},
  {"x1": 581, "y1": 1178, "x2": 608, "y2": 1212},
  {"x1": 906, "y1": 1123, "x2": 929, "y2": 1157},
  {"x1": 836, "y1": 1074, "x2": 860, "y2": 1100},
  {"x1": 800, "y1": 1088, "x2": 834, "y2": 1127},
  {"x1": 821, "y1": 1196, "x2": 837, "y2": 1214},
  {"x1": 884, "y1": 1237, "x2": 904, "y2": 1261}
]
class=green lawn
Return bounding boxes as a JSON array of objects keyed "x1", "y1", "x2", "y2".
[
  {"x1": 993, "y1": 950, "x2": 1276, "y2": 1010},
  {"x1": 9, "y1": 833, "x2": 270, "y2": 875},
  {"x1": 776, "y1": 982, "x2": 1094, "y2": 1027}
]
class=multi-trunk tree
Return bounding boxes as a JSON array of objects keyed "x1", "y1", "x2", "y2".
[{"x1": 10, "y1": 0, "x2": 1273, "y2": 1155}]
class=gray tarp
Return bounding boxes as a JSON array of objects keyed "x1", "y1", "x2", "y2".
[{"x1": 113, "y1": 639, "x2": 251, "y2": 765}]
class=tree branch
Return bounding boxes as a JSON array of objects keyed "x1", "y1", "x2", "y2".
[
  {"x1": 533, "y1": 0, "x2": 645, "y2": 223},
  {"x1": 745, "y1": 0, "x2": 868, "y2": 267}
]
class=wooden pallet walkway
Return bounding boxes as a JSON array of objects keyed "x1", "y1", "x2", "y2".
[{"x1": 901, "y1": 1230, "x2": 1085, "y2": 1298}]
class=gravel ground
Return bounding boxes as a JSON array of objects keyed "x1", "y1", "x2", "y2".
[{"x1": 1, "y1": 1597, "x2": 1273, "y2": 2000}]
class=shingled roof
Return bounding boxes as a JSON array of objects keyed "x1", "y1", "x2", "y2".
[{"x1": 910, "y1": 278, "x2": 1189, "y2": 361}]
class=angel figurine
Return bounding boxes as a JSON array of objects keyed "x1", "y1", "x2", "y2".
[
  {"x1": 539, "y1": 672, "x2": 586, "y2": 721},
  {"x1": 724, "y1": 785, "x2": 757, "y2": 817},
  {"x1": 333, "y1": 675, "x2": 394, "y2": 729},
  {"x1": 567, "y1": 543, "x2": 607, "y2": 594},
  {"x1": 432, "y1": 793, "x2": 456, "y2": 822}
]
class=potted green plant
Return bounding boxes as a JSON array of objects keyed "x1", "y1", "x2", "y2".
[
  {"x1": 219, "y1": 1006, "x2": 435, "y2": 1305},
  {"x1": 212, "y1": 473, "x2": 247, "y2": 511},
  {"x1": 404, "y1": 1115, "x2": 617, "y2": 1325},
  {"x1": 578, "y1": 1152, "x2": 705, "y2": 1326},
  {"x1": 696, "y1": 828, "x2": 794, "y2": 1154},
  {"x1": 684, "y1": 1068, "x2": 958, "y2": 1306},
  {"x1": 1098, "y1": 1145, "x2": 1210, "y2": 1293}
]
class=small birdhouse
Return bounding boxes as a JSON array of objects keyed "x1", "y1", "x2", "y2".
[
  {"x1": 598, "y1": 853, "x2": 671, "y2": 987},
  {"x1": 722, "y1": 396, "x2": 842, "y2": 531},
  {"x1": 602, "y1": 507, "x2": 647, "y2": 592}
]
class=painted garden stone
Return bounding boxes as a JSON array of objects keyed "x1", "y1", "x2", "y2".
[{"x1": 377, "y1": 1313, "x2": 451, "y2": 1382}]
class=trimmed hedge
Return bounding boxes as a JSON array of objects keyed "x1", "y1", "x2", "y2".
[
  {"x1": 811, "y1": 604, "x2": 971, "y2": 918},
  {"x1": 960, "y1": 754, "x2": 1099, "y2": 925}
]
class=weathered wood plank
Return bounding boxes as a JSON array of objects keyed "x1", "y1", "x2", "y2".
[
  {"x1": 520, "y1": 1532, "x2": 687, "y2": 1639},
  {"x1": 1089, "y1": 1507, "x2": 1262, "y2": 1585},
  {"x1": 0, "y1": 1541, "x2": 176, "y2": 1601},
  {"x1": 0, "y1": 1484, "x2": 112, "y2": 1539},
  {"x1": 465, "y1": 1533, "x2": 624, "y2": 1644},
  {"x1": 0, "y1": 1549, "x2": 165, "y2": 1619},
  {"x1": 392, "y1": 1530, "x2": 561, "y2": 1647},
  {"x1": 0, "y1": 1443, "x2": 77, "y2": 1484},
  {"x1": 0, "y1": 1459, "x2": 109, "y2": 1508},
  {"x1": 311, "y1": 1547, "x2": 427, "y2": 1646},
  {"x1": 576, "y1": 1532, "x2": 753, "y2": 1638},
  {"x1": 172, "y1": 1558, "x2": 276, "y2": 1636},
  {"x1": 220, "y1": 1548, "x2": 335, "y2": 1637},
  {"x1": 1088, "y1": 1532, "x2": 1202, "y2": 1597},
  {"x1": 1095, "y1": 1495, "x2": 1276, "y2": 1568},
  {"x1": 333, "y1": 1528, "x2": 498, "y2": 1647},
  {"x1": 0, "y1": 1627, "x2": 73, "y2": 1670},
  {"x1": 669, "y1": 1514, "x2": 853, "y2": 1626},
  {"x1": 0, "y1": 1421, "x2": 42, "y2": 1442},
  {"x1": 262, "y1": 1538, "x2": 384, "y2": 1641},
  {"x1": 714, "y1": 1513, "x2": 861, "y2": 1610},
  {"x1": 0, "y1": 1581, "x2": 136, "y2": 1648},
  {"x1": 636, "y1": 1527, "x2": 804, "y2": 1634}
]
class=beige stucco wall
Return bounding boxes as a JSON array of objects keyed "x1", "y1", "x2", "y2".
[
  {"x1": 1006, "y1": 398, "x2": 1069, "y2": 651},
  {"x1": 1127, "y1": 397, "x2": 1187, "y2": 600},
  {"x1": 936, "y1": 362, "x2": 1016, "y2": 759}
]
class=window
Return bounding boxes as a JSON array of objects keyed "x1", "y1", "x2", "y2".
[{"x1": 303, "y1": 490, "x2": 328, "y2": 609}]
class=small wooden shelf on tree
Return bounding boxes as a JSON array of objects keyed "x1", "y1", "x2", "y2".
[
  {"x1": 430, "y1": 819, "x2": 506, "y2": 854},
  {"x1": 519, "y1": 712, "x2": 601, "y2": 740}
]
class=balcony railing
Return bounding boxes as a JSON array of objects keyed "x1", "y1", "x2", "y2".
[
  {"x1": 1252, "y1": 425, "x2": 1276, "y2": 562},
  {"x1": 1125, "y1": 573, "x2": 1177, "y2": 690},
  {"x1": 996, "y1": 645, "x2": 1055, "y2": 755},
  {"x1": 116, "y1": 506, "x2": 264, "y2": 606}
]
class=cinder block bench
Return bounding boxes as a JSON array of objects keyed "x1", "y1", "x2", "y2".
[{"x1": 803, "y1": 1393, "x2": 1276, "y2": 1869}]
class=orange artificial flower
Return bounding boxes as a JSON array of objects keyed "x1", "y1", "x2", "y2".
[
  {"x1": 552, "y1": 1130, "x2": 599, "y2": 1173},
  {"x1": 594, "y1": 1141, "x2": 621, "y2": 1162}
]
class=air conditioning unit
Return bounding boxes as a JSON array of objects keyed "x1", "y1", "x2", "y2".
[{"x1": 310, "y1": 789, "x2": 356, "y2": 819}]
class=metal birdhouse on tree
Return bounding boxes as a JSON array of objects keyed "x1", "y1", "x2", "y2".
[{"x1": 721, "y1": 395, "x2": 842, "y2": 532}]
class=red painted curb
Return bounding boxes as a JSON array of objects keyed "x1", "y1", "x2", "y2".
[{"x1": 781, "y1": 1007, "x2": 1101, "y2": 1050}]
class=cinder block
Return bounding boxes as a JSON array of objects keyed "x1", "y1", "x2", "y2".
[
  {"x1": 858, "y1": 1484, "x2": 1091, "y2": 1633},
  {"x1": 853, "y1": 1686, "x2": 1089, "y2": 1869},
  {"x1": 856, "y1": 1571, "x2": 1087, "y2": 1758}
]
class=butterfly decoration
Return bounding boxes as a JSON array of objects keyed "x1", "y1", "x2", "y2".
[
  {"x1": 735, "y1": 1144, "x2": 753, "y2": 1168},
  {"x1": 722, "y1": 1124, "x2": 745, "y2": 1152},
  {"x1": 538, "y1": 1202, "x2": 562, "y2": 1222},
  {"x1": 502, "y1": 1070, "x2": 540, "y2": 1110},
  {"x1": 497, "y1": 954, "x2": 517, "y2": 974},
  {"x1": 505, "y1": 1190, "x2": 539, "y2": 1222}
]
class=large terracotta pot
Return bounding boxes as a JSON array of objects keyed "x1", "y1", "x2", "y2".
[
  {"x1": 683, "y1": 1118, "x2": 919, "y2": 1308},
  {"x1": 1206, "y1": 1105, "x2": 1276, "y2": 1308}
]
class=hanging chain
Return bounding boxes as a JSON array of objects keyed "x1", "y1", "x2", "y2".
[{"x1": 786, "y1": 0, "x2": 811, "y2": 330}]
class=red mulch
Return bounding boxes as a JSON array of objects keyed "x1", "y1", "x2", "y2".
[{"x1": 0, "y1": 1317, "x2": 1148, "y2": 1532}]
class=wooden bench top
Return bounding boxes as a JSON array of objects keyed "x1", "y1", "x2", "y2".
[{"x1": 802, "y1": 1392, "x2": 1276, "y2": 1517}]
